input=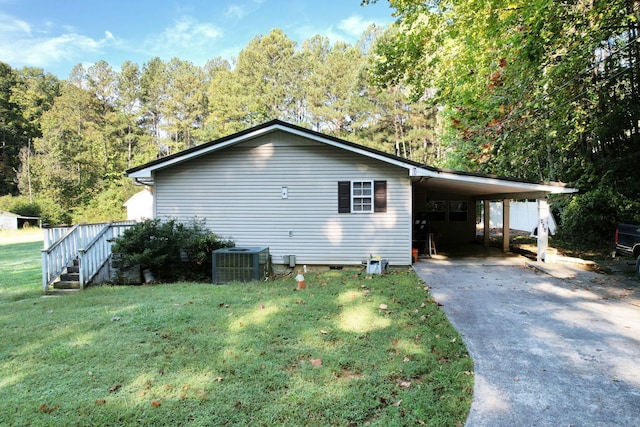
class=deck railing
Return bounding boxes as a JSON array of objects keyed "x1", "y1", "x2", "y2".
[
  {"x1": 78, "y1": 222, "x2": 134, "y2": 287},
  {"x1": 41, "y1": 221, "x2": 135, "y2": 292}
]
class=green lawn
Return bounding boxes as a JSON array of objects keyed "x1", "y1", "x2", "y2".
[
  {"x1": 0, "y1": 234, "x2": 43, "y2": 302},
  {"x1": 0, "y1": 237, "x2": 473, "y2": 426}
]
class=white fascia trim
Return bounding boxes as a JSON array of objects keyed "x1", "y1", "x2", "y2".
[{"x1": 423, "y1": 168, "x2": 577, "y2": 194}]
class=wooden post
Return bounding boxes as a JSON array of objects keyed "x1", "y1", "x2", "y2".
[
  {"x1": 483, "y1": 200, "x2": 490, "y2": 247},
  {"x1": 503, "y1": 199, "x2": 510, "y2": 253},
  {"x1": 537, "y1": 199, "x2": 549, "y2": 262},
  {"x1": 41, "y1": 249, "x2": 48, "y2": 292}
]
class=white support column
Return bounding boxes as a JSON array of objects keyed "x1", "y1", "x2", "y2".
[
  {"x1": 537, "y1": 198, "x2": 550, "y2": 262},
  {"x1": 483, "y1": 200, "x2": 490, "y2": 247},
  {"x1": 503, "y1": 199, "x2": 510, "y2": 253}
]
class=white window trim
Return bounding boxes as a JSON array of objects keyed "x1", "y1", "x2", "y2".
[{"x1": 351, "y1": 180, "x2": 374, "y2": 213}]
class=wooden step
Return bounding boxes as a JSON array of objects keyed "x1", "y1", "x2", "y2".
[
  {"x1": 67, "y1": 265, "x2": 80, "y2": 274},
  {"x1": 60, "y1": 272, "x2": 80, "y2": 281},
  {"x1": 53, "y1": 281, "x2": 81, "y2": 290}
]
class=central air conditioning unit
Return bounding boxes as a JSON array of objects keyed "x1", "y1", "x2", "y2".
[{"x1": 212, "y1": 247, "x2": 270, "y2": 284}]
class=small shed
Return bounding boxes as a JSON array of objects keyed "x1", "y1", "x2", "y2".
[
  {"x1": 0, "y1": 211, "x2": 40, "y2": 230},
  {"x1": 123, "y1": 188, "x2": 154, "y2": 221}
]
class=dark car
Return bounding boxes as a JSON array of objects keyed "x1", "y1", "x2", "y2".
[{"x1": 614, "y1": 223, "x2": 640, "y2": 278}]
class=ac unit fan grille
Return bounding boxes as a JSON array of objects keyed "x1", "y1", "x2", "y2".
[{"x1": 212, "y1": 247, "x2": 269, "y2": 283}]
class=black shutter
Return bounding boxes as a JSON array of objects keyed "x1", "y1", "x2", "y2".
[
  {"x1": 338, "y1": 181, "x2": 351, "y2": 213},
  {"x1": 374, "y1": 180, "x2": 387, "y2": 213}
]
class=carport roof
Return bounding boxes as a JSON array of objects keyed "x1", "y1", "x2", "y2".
[
  {"x1": 412, "y1": 168, "x2": 575, "y2": 200},
  {"x1": 126, "y1": 119, "x2": 576, "y2": 200}
]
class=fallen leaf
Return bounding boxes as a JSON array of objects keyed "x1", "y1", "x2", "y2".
[
  {"x1": 109, "y1": 384, "x2": 122, "y2": 393},
  {"x1": 39, "y1": 404, "x2": 59, "y2": 413},
  {"x1": 310, "y1": 358, "x2": 323, "y2": 368},
  {"x1": 450, "y1": 338, "x2": 457, "y2": 343},
  {"x1": 399, "y1": 381, "x2": 411, "y2": 388},
  {"x1": 259, "y1": 304, "x2": 265, "y2": 309},
  {"x1": 320, "y1": 330, "x2": 328, "y2": 334},
  {"x1": 379, "y1": 304, "x2": 388, "y2": 310},
  {"x1": 95, "y1": 399, "x2": 107, "y2": 406},
  {"x1": 111, "y1": 316, "x2": 120, "y2": 322},
  {"x1": 151, "y1": 400, "x2": 162, "y2": 407},
  {"x1": 393, "y1": 399, "x2": 403, "y2": 406},
  {"x1": 403, "y1": 356, "x2": 410, "y2": 363}
]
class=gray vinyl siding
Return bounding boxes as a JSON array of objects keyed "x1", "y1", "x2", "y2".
[{"x1": 154, "y1": 132, "x2": 412, "y2": 265}]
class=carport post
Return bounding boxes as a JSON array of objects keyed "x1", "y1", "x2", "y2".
[
  {"x1": 537, "y1": 199, "x2": 549, "y2": 262},
  {"x1": 483, "y1": 200, "x2": 490, "y2": 247},
  {"x1": 503, "y1": 199, "x2": 510, "y2": 253}
]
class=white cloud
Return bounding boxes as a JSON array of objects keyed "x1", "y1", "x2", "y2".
[
  {"x1": 338, "y1": 15, "x2": 377, "y2": 37},
  {"x1": 144, "y1": 16, "x2": 223, "y2": 58},
  {"x1": 0, "y1": 13, "x2": 31, "y2": 35},
  {"x1": 0, "y1": 13, "x2": 114, "y2": 68},
  {"x1": 225, "y1": 4, "x2": 249, "y2": 20},
  {"x1": 290, "y1": 14, "x2": 388, "y2": 47}
]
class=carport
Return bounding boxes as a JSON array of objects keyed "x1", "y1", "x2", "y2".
[{"x1": 409, "y1": 165, "x2": 577, "y2": 262}]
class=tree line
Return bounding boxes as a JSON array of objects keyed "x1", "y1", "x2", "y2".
[
  {"x1": 2, "y1": 0, "x2": 639, "y2": 243},
  {"x1": 367, "y1": 0, "x2": 640, "y2": 244},
  {"x1": 0, "y1": 26, "x2": 439, "y2": 225}
]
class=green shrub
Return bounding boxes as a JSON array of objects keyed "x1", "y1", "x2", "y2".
[
  {"x1": 71, "y1": 184, "x2": 132, "y2": 223},
  {"x1": 558, "y1": 188, "x2": 640, "y2": 247},
  {"x1": 8, "y1": 198, "x2": 41, "y2": 218},
  {"x1": 0, "y1": 194, "x2": 70, "y2": 225},
  {"x1": 111, "y1": 218, "x2": 234, "y2": 282}
]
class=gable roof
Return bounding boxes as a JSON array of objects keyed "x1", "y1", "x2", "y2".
[{"x1": 126, "y1": 119, "x2": 576, "y2": 199}]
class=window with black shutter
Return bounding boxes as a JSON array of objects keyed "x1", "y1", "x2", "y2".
[
  {"x1": 338, "y1": 181, "x2": 351, "y2": 213},
  {"x1": 374, "y1": 180, "x2": 387, "y2": 213},
  {"x1": 338, "y1": 180, "x2": 386, "y2": 213}
]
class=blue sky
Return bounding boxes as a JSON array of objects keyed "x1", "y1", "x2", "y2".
[{"x1": 0, "y1": 0, "x2": 395, "y2": 79}]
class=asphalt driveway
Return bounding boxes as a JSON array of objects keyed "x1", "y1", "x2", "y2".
[{"x1": 413, "y1": 253, "x2": 640, "y2": 426}]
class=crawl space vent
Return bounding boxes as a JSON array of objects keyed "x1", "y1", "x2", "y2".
[{"x1": 212, "y1": 247, "x2": 270, "y2": 284}]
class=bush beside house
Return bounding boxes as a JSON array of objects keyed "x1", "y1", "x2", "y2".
[{"x1": 110, "y1": 219, "x2": 234, "y2": 282}]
